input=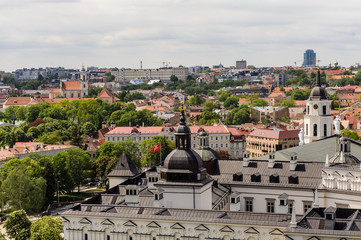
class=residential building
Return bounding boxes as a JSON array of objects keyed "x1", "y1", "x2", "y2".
[
  {"x1": 246, "y1": 128, "x2": 300, "y2": 158},
  {"x1": 97, "y1": 86, "x2": 120, "y2": 103},
  {"x1": 104, "y1": 125, "x2": 247, "y2": 159},
  {"x1": 268, "y1": 91, "x2": 286, "y2": 106},
  {"x1": 251, "y1": 106, "x2": 289, "y2": 122},
  {"x1": 3, "y1": 96, "x2": 38, "y2": 109},
  {"x1": 302, "y1": 49, "x2": 316, "y2": 67},
  {"x1": 111, "y1": 67, "x2": 189, "y2": 84},
  {"x1": 304, "y1": 70, "x2": 333, "y2": 144}
]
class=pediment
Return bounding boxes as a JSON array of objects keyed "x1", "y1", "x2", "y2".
[
  {"x1": 244, "y1": 227, "x2": 259, "y2": 234},
  {"x1": 79, "y1": 218, "x2": 92, "y2": 224},
  {"x1": 195, "y1": 224, "x2": 209, "y2": 231},
  {"x1": 171, "y1": 223, "x2": 185, "y2": 230},
  {"x1": 269, "y1": 228, "x2": 283, "y2": 235},
  {"x1": 123, "y1": 220, "x2": 137, "y2": 227},
  {"x1": 101, "y1": 219, "x2": 114, "y2": 226},
  {"x1": 307, "y1": 237, "x2": 320, "y2": 240},
  {"x1": 147, "y1": 221, "x2": 161, "y2": 228},
  {"x1": 220, "y1": 226, "x2": 234, "y2": 233}
]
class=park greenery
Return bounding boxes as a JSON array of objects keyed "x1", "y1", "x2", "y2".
[
  {"x1": 3, "y1": 210, "x2": 63, "y2": 240},
  {"x1": 0, "y1": 100, "x2": 162, "y2": 148}
]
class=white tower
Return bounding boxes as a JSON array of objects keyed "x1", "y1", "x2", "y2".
[
  {"x1": 304, "y1": 70, "x2": 333, "y2": 144},
  {"x1": 80, "y1": 66, "x2": 88, "y2": 97}
]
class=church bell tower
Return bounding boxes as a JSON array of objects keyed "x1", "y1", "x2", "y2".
[{"x1": 304, "y1": 70, "x2": 333, "y2": 144}]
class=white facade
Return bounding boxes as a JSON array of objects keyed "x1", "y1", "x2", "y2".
[{"x1": 304, "y1": 98, "x2": 333, "y2": 144}]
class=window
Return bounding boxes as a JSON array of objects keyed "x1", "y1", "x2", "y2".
[
  {"x1": 288, "y1": 175, "x2": 299, "y2": 184},
  {"x1": 129, "y1": 237, "x2": 133, "y2": 240},
  {"x1": 288, "y1": 200, "x2": 294, "y2": 214},
  {"x1": 280, "y1": 199, "x2": 285, "y2": 206},
  {"x1": 324, "y1": 124, "x2": 327, "y2": 136},
  {"x1": 251, "y1": 173, "x2": 261, "y2": 182},
  {"x1": 303, "y1": 202, "x2": 312, "y2": 213},
  {"x1": 269, "y1": 174, "x2": 279, "y2": 183},
  {"x1": 107, "y1": 236, "x2": 110, "y2": 240},
  {"x1": 267, "y1": 200, "x2": 275, "y2": 213},
  {"x1": 245, "y1": 198, "x2": 253, "y2": 212},
  {"x1": 307, "y1": 105, "x2": 309, "y2": 114},
  {"x1": 313, "y1": 124, "x2": 317, "y2": 137},
  {"x1": 85, "y1": 234, "x2": 88, "y2": 240},
  {"x1": 323, "y1": 105, "x2": 326, "y2": 115},
  {"x1": 306, "y1": 124, "x2": 308, "y2": 136}
]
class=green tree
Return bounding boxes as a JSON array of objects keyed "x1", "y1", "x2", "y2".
[
  {"x1": 4, "y1": 210, "x2": 31, "y2": 240},
  {"x1": 224, "y1": 105, "x2": 250, "y2": 125},
  {"x1": 2, "y1": 166, "x2": 46, "y2": 214},
  {"x1": 81, "y1": 121, "x2": 97, "y2": 137},
  {"x1": 30, "y1": 216, "x2": 63, "y2": 240},
  {"x1": 203, "y1": 101, "x2": 214, "y2": 112},
  {"x1": 251, "y1": 99, "x2": 268, "y2": 107},
  {"x1": 43, "y1": 162, "x2": 56, "y2": 207},
  {"x1": 93, "y1": 156, "x2": 118, "y2": 187},
  {"x1": 37, "y1": 133, "x2": 63, "y2": 144},
  {"x1": 198, "y1": 111, "x2": 220, "y2": 125},
  {"x1": 187, "y1": 95, "x2": 204, "y2": 106},
  {"x1": 342, "y1": 130, "x2": 359, "y2": 141},
  {"x1": 224, "y1": 96, "x2": 239, "y2": 109},
  {"x1": 170, "y1": 74, "x2": 179, "y2": 82},
  {"x1": 261, "y1": 117, "x2": 271, "y2": 124},
  {"x1": 219, "y1": 91, "x2": 230, "y2": 102},
  {"x1": 140, "y1": 136, "x2": 175, "y2": 167},
  {"x1": 65, "y1": 149, "x2": 92, "y2": 192},
  {"x1": 247, "y1": 65, "x2": 256, "y2": 69},
  {"x1": 278, "y1": 99, "x2": 295, "y2": 107}
]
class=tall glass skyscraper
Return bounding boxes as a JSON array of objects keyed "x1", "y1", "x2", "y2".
[{"x1": 302, "y1": 49, "x2": 316, "y2": 67}]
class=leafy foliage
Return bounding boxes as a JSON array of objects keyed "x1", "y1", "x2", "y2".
[
  {"x1": 140, "y1": 136, "x2": 175, "y2": 167},
  {"x1": 225, "y1": 105, "x2": 250, "y2": 125},
  {"x1": 30, "y1": 216, "x2": 63, "y2": 240},
  {"x1": 4, "y1": 210, "x2": 31, "y2": 240}
]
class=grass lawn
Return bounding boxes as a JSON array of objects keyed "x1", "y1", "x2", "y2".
[{"x1": 56, "y1": 192, "x2": 93, "y2": 202}]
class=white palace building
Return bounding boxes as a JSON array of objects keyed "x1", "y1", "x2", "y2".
[{"x1": 61, "y1": 83, "x2": 361, "y2": 239}]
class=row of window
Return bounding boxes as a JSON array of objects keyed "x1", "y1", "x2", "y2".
[
  {"x1": 305, "y1": 123, "x2": 330, "y2": 137},
  {"x1": 233, "y1": 173, "x2": 299, "y2": 184},
  {"x1": 244, "y1": 198, "x2": 311, "y2": 213}
]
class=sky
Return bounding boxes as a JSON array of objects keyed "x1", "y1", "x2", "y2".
[{"x1": 1, "y1": 0, "x2": 361, "y2": 71}]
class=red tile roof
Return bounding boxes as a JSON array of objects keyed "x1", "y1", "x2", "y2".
[{"x1": 62, "y1": 81, "x2": 81, "y2": 91}]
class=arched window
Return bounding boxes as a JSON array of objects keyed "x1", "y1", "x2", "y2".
[
  {"x1": 324, "y1": 124, "x2": 327, "y2": 136},
  {"x1": 306, "y1": 124, "x2": 308, "y2": 135},
  {"x1": 313, "y1": 124, "x2": 317, "y2": 137}
]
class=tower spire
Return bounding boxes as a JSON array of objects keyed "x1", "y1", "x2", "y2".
[{"x1": 316, "y1": 69, "x2": 321, "y2": 87}]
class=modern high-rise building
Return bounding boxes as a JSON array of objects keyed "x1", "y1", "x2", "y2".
[
  {"x1": 236, "y1": 59, "x2": 247, "y2": 69},
  {"x1": 302, "y1": 49, "x2": 316, "y2": 67}
]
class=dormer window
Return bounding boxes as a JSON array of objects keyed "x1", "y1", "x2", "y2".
[
  {"x1": 155, "y1": 193, "x2": 163, "y2": 200},
  {"x1": 251, "y1": 173, "x2": 261, "y2": 182},
  {"x1": 126, "y1": 189, "x2": 137, "y2": 195},
  {"x1": 230, "y1": 196, "x2": 240, "y2": 204},
  {"x1": 288, "y1": 175, "x2": 299, "y2": 184},
  {"x1": 269, "y1": 174, "x2": 280, "y2": 183},
  {"x1": 233, "y1": 172, "x2": 243, "y2": 181}
]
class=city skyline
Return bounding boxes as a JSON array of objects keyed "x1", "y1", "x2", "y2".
[{"x1": 1, "y1": 0, "x2": 361, "y2": 71}]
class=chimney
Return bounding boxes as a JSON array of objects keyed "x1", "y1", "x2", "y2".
[
  {"x1": 230, "y1": 192, "x2": 241, "y2": 211},
  {"x1": 268, "y1": 152, "x2": 275, "y2": 168},
  {"x1": 289, "y1": 152, "x2": 297, "y2": 171},
  {"x1": 243, "y1": 151, "x2": 250, "y2": 167},
  {"x1": 153, "y1": 188, "x2": 164, "y2": 208},
  {"x1": 325, "y1": 154, "x2": 330, "y2": 167}
]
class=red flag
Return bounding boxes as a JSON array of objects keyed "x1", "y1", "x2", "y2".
[{"x1": 151, "y1": 143, "x2": 161, "y2": 152}]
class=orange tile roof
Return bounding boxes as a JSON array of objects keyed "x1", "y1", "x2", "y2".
[
  {"x1": 3, "y1": 97, "x2": 35, "y2": 106},
  {"x1": 268, "y1": 91, "x2": 286, "y2": 98},
  {"x1": 50, "y1": 88, "x2": 61, "y2": 93},
  {"x1": 62, "y1": 81, "x2": 81, "y2": 91}
]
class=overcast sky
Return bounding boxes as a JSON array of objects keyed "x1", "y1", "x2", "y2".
[{"x1": 1, "y1": 0, "x2": 361, "y2": 71}]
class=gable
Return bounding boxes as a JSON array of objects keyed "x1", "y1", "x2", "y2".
[
  {"x1": 244, "y1": 227, "x2": 259, "y2": 234},
  {"x1": 79, "y1": 218, "x2": 92, "y2": 224},
  {"x1": 171, "y1": 223, "x2": 185, "y2": 230},
  {"x1": 195, "y1": 224, "x2": 209, "y2": 231},
  {"x1": 220, "y1": 226, "x2": 234, "y2": 233},
  {"x1": 147, "y1": 221, "x2": 161, "y2": 229},
  {"x1": 123, "y1": 220, "x2": 137, "y2": 227},
  {"x1": 269, "y1": 228, "x2": 283, "y2": 235},
  {"x1": 101, "y1": 219, "x2": 114, "y2": 226}
]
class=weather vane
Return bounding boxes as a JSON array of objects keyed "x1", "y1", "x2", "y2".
[{"x1": 179, "y1": 101, "x2": 186, "y2": 112}]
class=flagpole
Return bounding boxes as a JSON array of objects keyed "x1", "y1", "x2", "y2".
[{"x1": 159, "y1": 144, "x2": 161, "y2": 165}]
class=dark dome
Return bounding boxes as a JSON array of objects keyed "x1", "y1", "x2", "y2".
[
  {"x1": 176, "y1": 124, "x2": 191, "y2": 135},
  {"x1": 163, "y1": 148, "x2": 203, "y2": 171},
  {"x1": 309, "y1": 86, "x2": 328, "y2": 100}
]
